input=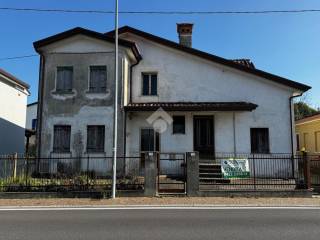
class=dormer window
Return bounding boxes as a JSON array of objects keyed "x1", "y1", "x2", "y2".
[{"x1": 142, "y1": 73, "x2": 157, "y2": 96}]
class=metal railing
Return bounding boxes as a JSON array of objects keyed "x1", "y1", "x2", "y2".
[
  {"x1": 0, "y1": 155, "x2": 144, "y2": 192},
  {"x1": 199, "y1": 153, "x2": 306, "y2": 191}
]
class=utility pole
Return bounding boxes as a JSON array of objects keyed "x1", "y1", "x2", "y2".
[{"x1": 112, "y1": 0, "x2": 119, "y2": 199}]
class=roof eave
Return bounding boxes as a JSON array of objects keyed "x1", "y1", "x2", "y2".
[
  {"x1": 106, "y1": 26, "x2": 311, "y2": 92},
  {"x1": 33, "y1": 27, "x2": 142, "y2": 62}
]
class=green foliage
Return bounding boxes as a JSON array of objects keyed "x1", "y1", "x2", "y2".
[{"x1": 294, "y1": 102, "x2": 318, "y2": 120}]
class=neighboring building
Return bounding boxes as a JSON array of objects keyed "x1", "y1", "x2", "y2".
[
  {"x1": 0, "y1": 68, "x2": 30, "y2": 155},
  {"x1": 25, "y1": 102, "x2": 38, "y2": 154},
  {"x1": 33, "y1": 24, "x2": 310, "y2": 175},
  {"x1": 296, "y1": 113, "x2": 320, "y2": 153}
]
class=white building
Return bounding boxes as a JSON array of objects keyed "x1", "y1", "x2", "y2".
[
  {"x1": 34, "y1": 24, "x2": 310, "y2": 176},
  {"x1": 0, "y1": 68, "x2": 30, "y2": 155},
  {"x1": 26, "y1": 102, "x2": 38, "y2": 131}
]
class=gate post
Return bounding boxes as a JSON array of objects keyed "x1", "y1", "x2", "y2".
[
  {"x1": 303, "y1": 151, "x2": 311, "y2": 189},
  {"x1": 186, "y1": 152, "x2": 199, "y2": 196},
  {"x1": 144, "y1": 152, "x2": 158, "y2": 196}
]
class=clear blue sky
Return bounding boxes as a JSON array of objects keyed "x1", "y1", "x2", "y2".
[{"x1": 1, "y1": 0, "x2": 319, "y2": 106}]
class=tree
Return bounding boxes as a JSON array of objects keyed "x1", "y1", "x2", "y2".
[{"x1": 294, "y1": 102, "x2": 318, "y2": 120}]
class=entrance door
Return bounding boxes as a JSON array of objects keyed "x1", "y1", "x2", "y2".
[
  {"x1": 140, "y1": 129, "x2": 160, "y2": 169},
  {"x1": 194, "y1": 116, "x2": 214, "y2": 159}
]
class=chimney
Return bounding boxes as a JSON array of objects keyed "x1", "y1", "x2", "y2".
[{"x1": 177, "y1": 23, "x2": 194, "y2": 48}]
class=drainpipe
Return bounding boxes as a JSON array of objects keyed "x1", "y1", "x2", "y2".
[
  {"x1": 124, "y1": 59, "x2": 141, "y2": 157},
  {"x1": 129, "y1": 61, "x2": 139, "y2": 103},
  {"x1": 36, "y1": 54, "x2": 45, "y2": 170},
  {"x1": 289, "y1": 93, "x2": 303, "y2": 178},
  {"x1": 289, "y1": 93, "x2": 302, "y2": 155}
]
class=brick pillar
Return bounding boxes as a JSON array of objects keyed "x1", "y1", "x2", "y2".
[
  {"x1": 303, "y1": 151, "x2": 311, "y2": 189},
  {"x1": 144, "y1": 152, "x2": 158, "y2": 196},
  {"x1": 186, "y1": 152, "x2": 199, "y2": 196}
]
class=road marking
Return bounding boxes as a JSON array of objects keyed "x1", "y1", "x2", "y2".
[{"x1": 0, "y1": 206, "x2": 319, "y2": 211}]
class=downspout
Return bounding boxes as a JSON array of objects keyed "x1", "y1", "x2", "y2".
[
  {"x1": 289, "y1": 93, "x2": 303, "y2": 178},
  {"x1": 289, "y1": 93, "x2": 303, "y2": 156},
  {"x1": 36, "y1": 54, "x2": 45, "y2": 170},
  {"x1": 124, "y1": 59, "x2": 140, "y2": 157},
  {"x1": 129, "y1": 61, "x2": 139, "y2": 103}
]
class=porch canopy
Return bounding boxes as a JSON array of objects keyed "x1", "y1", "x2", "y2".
[{"x1": 124, "y1": 102, "x2": 258, "y2": 112}]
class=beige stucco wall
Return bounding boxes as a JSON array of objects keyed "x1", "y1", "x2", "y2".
[{"x1": 296, "y1": 119, "x2": 320, "y2": 153}]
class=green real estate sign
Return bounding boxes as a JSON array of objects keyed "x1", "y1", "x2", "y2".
[{"x1": 221, "y1": 159, "x2": 250, "y2": 179}]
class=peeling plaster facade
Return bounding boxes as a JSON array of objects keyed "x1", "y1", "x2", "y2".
[
  {"x1": 37, "y1": 35, "x2": 135, "y2": 173},
  {"x1": 35, "y1": 27, "x2": 309, "y2": 176}
]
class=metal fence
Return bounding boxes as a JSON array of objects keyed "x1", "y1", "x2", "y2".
[
  {"x1": 0, "y1": 155, "x2": 144, "y2": 192},
  {"x1": 199, "y1": 153, "x2": 306, "y2": 191},
  {"x1": 157, "y1": 153, "x2": 186, "y2": 194},
  {"x1": 310, "y1": 154, "x2": 320, "y2": 191}
]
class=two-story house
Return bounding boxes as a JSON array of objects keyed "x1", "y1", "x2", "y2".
[
  {"x1": 34, "y1": 24, "x2": 310, "y2": 175},
  {"x1": 0, "y1": 68, "x2": 30, "y2": 155}
]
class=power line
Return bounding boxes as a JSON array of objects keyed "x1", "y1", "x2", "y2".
[
  {"x1": 0, "y1": 54, "x2": 38, "y2": 61},
  {"x1": 1, "y1": 7, "x2": 320, "y2": 15}
]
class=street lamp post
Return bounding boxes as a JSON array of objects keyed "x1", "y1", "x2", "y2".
[{"x1": 112, "y1": 0, "x2": 119, "y2": 199}]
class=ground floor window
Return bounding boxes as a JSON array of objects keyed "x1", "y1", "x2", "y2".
[
  {"x1": 87, "y1": 125, "x2": 105, "y2": 153},
  {"x1": 173, "y1": 116, "x2": 185, "y2": 134},
  {"x1": 53, "y1": 125, "x2": 71, "y2": 153},
  {"x1": 250, "y1": 128, "x2": 270, "y2": 154}
]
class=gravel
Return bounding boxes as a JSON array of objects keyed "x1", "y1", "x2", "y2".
[{"x1": 0, "y1": 197, "x2": 319, "y2": 207}]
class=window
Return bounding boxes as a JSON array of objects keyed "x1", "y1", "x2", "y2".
[
  {"x1": 173, "y1": 116, "x2": 185, "y2": 134},
  {"x1": 296, "y1": 134, "x2": 300, "y2": 151},
  {"x1": 87, "y1": 126, "x2": 105, "y2": 153},
  {"x1": 53, "y1": 125, "x2": 71, "y2": 153},
  {"x1": 89, "y1": 66, "x2": 107, "y2": 93},
  {"x1": 142, "y1": 73, "x2": 157, "y2": 96},
  {"x1": 31, "y1": 119, "x2": 37, "y2": 130},
  {"x1": 250, "y1": 128, "x2": 270, "y2": 154},
  {"x1": 56, "y1": 67, "x2": 73, "y2": 92},
  {"x1": 315, "y1": 132, "x2": 320, "y2": 152}
]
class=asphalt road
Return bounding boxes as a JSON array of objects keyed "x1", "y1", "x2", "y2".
[{"x1": 0, "y1": 208, "x2": 319, "y2": 240}]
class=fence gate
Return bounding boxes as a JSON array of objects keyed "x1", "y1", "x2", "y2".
[{"x1": 157, "y1": 153, "x2": 186, "y2": 194}]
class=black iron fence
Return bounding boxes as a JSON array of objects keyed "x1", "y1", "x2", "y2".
[
  {"x1": 0, "y1": 155, "x2": 144, "y2": 192},
  {"x1": 0, "y1": 152, "x2": 318, "y2": 194},
  {"x1": 310, "y1": 154, "x2": 320, "y2": 191},
  {"x1": 199, "y1": 153, "x2": 306, "y2": 191},
  {"x1": 157, "y1": 153, "x2": 186, "y2": 194}
]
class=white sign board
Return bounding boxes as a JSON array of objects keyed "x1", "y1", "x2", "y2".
[{"x1": 221, "y1": 159, "x2": 250, "y2": 179}]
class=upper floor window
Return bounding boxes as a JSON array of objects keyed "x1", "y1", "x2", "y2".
[
  {"x1": 56, "y1": 67, "x2": 73, "y2": 93},
  {"x1": 87, "y1": 125, "x2": 105, "y2": 153},
  {"x1": 142, "y1": 73, "x2": 157, "y2": 96},
  {"x1": 89, "y1": 66, "x2": 107, "y2": 93},
  {"x1": 250, "y1": 128, "x2": 270, "y2": 154},
  {"x1": 173, "y1": 116, "x2": 185, "y2": 134},
  {"x1": 53, "y1": 125, "x2": 71, "y2": 153}
]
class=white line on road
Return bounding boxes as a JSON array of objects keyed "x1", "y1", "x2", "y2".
[{"x1": 0, "y1": 206, "x2": 319, "y2": 211}]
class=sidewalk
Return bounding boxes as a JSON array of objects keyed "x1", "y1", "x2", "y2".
[{"x1": 0, "y1": 197, "x2": 319, "y2": 207}]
